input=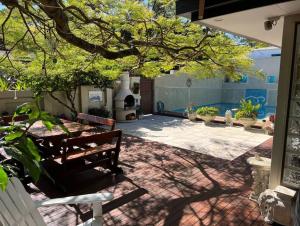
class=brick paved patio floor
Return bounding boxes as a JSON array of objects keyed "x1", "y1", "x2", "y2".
[{"x1": 28, "y1": 135, "x2": 273, "y2": 226}]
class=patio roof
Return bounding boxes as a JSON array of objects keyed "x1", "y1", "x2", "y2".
[
  {"x1": 176, "y1": 0, "x2": 293, "y2": 18},
  {"x1": 176, "y1": 0, "x2": 300, "y2": 47}
]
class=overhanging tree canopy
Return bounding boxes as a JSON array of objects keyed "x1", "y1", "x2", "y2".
[
  {"x1": 0, "y1": 0, "x2": 263, "y2": 79},
  {"x1": 0, "y1": 0, "x2": 266, "y2": 191}
]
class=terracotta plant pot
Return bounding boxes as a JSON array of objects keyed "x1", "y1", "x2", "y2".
[
  {"x1": 239, "y1": 118, "x2": 257, "y2": 129},
  {"x1": 188, "y1": 112, "x2": 197, "y2": 121},
  {"x1": 198, "y1": 115, "x2": 216, "y2": 124}
]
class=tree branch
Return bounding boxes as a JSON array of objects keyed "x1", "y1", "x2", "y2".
[
  {"x1": 49, "y1": 92, "x2": 77, "y2": 115},
  {"x1": 1, "y1": 7, "x2": 14, "y2": 50}
]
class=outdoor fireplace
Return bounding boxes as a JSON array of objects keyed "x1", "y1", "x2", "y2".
[{"x1": 114, "y1": 72, "x2": 140, "y2": 122}]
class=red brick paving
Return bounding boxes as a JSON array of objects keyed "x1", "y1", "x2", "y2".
[{"x1": 28, "y1": 135, "x2": 273, "y2": 226}]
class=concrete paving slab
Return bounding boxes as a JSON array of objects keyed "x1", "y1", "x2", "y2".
[{"x1": 117, "y1": 115, "x2": 271, "y2": 160}]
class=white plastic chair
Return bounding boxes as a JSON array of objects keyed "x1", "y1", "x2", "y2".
[{"x1": 0, "y1": 177, "x2": 113, "y2": 226}]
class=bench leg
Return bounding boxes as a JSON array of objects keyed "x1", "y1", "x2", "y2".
[
  {"x1": 110, "y1": 166, "x2": 123, "y2": 175},
  {"x1": 93, "y1": 202, "x2": 103, "y2": 225},
  {"x1": 107, "y1": 149, "x2": 122, "y2": 174}
]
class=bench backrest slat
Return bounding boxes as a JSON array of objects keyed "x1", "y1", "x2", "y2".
[
  {"x1": 0, "y1": 178, "x2": 46, "y2": 226},
  {"x1": 64, "y1": 129, "x2": 122, "y2": 147},
  {"x1": 77, "y1": 113, "x2": 116, "y2": 131}
]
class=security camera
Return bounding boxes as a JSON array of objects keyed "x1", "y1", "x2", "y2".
[
  {"x1": 264, "y1": 16, "x2": 281, "y2": 31},
  {"x1": 264, "y1": 20, "x2": 273, "y2": 31}
]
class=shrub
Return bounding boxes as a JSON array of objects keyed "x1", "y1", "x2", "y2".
[
  {"x1": 235, "y1": 99, "x2": 260, "y2": 120},
  {"x1": 0, "y1": 77, "x2": 9, "y2": 91},
  {"x1": 196, "y1": 106, "x2": 219, "y2": 116},
  {"x1": 88, "y1": 107, "x2": 111, "y2": 118},
  {"x1": 136, "y1": 105, "x2": 143, "y2": 116}
]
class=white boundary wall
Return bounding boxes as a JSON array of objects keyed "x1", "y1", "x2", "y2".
[
  {"x1": 154, "y1": 48, "x2": 281, "y2": 112},
  {"x1": 0, "y1": 86, "x2": 113, "y2": 118}
]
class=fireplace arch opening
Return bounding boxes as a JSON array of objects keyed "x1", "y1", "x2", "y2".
[{"x1": 124, "y1": 95, "x2": 135, "y2": 108}]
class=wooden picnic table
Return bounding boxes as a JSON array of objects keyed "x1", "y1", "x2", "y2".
[
  {"x1": 27, "y1": 119, "x2": 96, "y2": 158},
  {"x1": 29, "y1": 119, "x2": 123, "y2": 184},
  {"x1": 6, "y1": 118, "x2": 123, "y2": 185},
  {"x1": 28, "y1": 119, "x2": 95, "y2": 139}
]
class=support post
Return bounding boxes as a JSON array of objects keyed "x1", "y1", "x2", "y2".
[{"x1": 92, "y1": 202, "x2": 103, "y2": 226}]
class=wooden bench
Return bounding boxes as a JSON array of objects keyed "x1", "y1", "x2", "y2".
[
  {"x1": 54, "y1": 129, "x2": 122, "y2": 177},
  {"x1": 0, "y1": 177, "x2": 113, "y2": 226},
  {"x1": 77, "y1": 113, "x2": 116, "y2": 131},
  {"x1": 0, "y1": 114, "x2": 29, "y2": 126},
  {"x1": 0, "y1": 115, "x2": 29, "y2": 140}
]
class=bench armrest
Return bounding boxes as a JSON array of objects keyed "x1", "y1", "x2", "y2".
[{"x1": 35, "y1": 193, "x2": 113, "y2": 207}]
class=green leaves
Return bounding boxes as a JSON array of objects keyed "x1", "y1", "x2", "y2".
[
  {"x1": 196, "y1": 106, "x2": 219, "y2": 116},
  {"x1": 0, "y1": 166, "x2": 8, "y2": 191},
  {"x1": 40, "y1": 111, "x2": 69, "y2": 135},
  {"x1": 5, "y1": 131, "x2": 23, "y2": 141},
  {"x1": 42, "y1": 120, "x2": 54, "y2": 131},
  {"x1": 4, "y1": 146, "x2": 41, "y2": 182},
  {"x1": 235, "y1": 99, "x2": 261, "y2": 120},
  {"x1": 0, "y1": 77, "x2": 9, "y2": 91},
  {"x1": 15, "y1": 102, "x2": 34, "y2": 116},
  {"x1": 0, "y1": 0, "x2": 262, "y2": 86},
  {"x1": 16, "y1": 137, "x2": 41, "y2": 162},
  {"x1": 40, "y1": 112, "x2": 56, "y2": 130},
  {"x1": 0, "y1": 100, "x2": 69, "y2": 190},
  {"x1": 14, "y1": 81, "x2": 27, "y2": 91}
]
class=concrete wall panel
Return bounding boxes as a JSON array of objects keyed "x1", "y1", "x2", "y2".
[
  {"x1": 154, "y1": 74, "x2": 223, "y2": 111},
  {"x1": 268, "y1": 90, "x2": 278, "y2": 106},
  {"x1": 0, "y1": 91, "x2": 34, "y2": 115},
  {"x1": 221, "y1": 89, "x2": 245, "y2": 103}
]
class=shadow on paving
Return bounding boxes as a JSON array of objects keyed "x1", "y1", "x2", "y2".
[{"x1": 28, "y1": 135, "x2": 273, "y2": 226}]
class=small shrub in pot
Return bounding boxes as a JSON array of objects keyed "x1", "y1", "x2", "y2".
[
  {"x1": 196, "y1": 106, "x2": 219, "y2": 124},
  {"x1": 235, "y1": 99, "x2": 260, "y2": 129},
  {"x1": 136, "y1": 105, "x2": 144, "y2": 119}
]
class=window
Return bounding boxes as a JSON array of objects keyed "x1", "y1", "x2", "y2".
[
  {"x1": 266, "y1": 75, "x2": 277, "y2": 84},
  {"x1": 132, "y1": 82, "x2": 140, "y2": 94}
]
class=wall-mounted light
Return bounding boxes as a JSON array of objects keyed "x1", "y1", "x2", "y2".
[{"x1": 14, "y1": 90, "x2": 17, "y2": 100}]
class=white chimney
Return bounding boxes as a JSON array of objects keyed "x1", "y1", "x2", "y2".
[{"x1": 114, "y1": 72, "x2": 138, "y2": 122}]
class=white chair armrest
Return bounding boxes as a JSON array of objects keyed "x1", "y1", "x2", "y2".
[{"x1": 35, "y1": 193, "x2": 113, "y2": 207}]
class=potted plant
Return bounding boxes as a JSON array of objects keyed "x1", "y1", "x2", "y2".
[
  {"x1": 235, "y1": 99, "x2": 260, "y2": 129},
  {"x1": 196, "y1": 106, "x2": 219, "y2": 124},
  {"x1": 136, "y1": 105, "x2": 144, "y2": 120},
  {"x1": 185, "y1": 104, "x2": 197, "y2": 121}
]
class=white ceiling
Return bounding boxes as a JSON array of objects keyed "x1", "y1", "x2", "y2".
[{"x1": 192, "y1": 1, "x2": 300, "y2": 47}]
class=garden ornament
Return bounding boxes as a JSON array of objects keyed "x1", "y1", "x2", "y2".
[
  {"x1": 157, "y1": 101, "x2": 165, "y2": 113},
  {"x1": 254, "y1": 154, "x2": 262, "y2": 161},
  {"x1": 258, "y1": 189, "x2": 285, "y2": 224},
  {"x1": 225, "y1": 110, "x2": 233, "y2": 126},
  {"x1": 186, "y1": 78, "x2": 192, "y2": 87}
]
